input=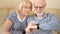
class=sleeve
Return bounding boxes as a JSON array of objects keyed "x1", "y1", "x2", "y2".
[
  {"x1": 5, "y1": 12, "x2": 15, "y2": 22},
  {"x1": 11, "y1": 31, "x2": 22, "y2": 34},
  {"x1": 40, "y1": 14, "x2": 60, "y2": 31}
]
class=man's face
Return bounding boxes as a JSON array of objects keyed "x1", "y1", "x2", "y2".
[{"x1": 34, "y1": 0, "x2": 46, "y2": 15}]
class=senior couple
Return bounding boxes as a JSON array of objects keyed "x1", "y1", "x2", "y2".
[{"x1": 2, "y1": 0, "x2": 60, "y2": 34}]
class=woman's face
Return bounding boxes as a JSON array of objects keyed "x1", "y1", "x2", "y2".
[{"x1": 21, "y1": 2, "x2": 32, "y2": 16}]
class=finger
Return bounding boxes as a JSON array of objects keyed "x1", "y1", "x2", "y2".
[
  {"x1": 28, "y1": 21, "x2": 35, "y2": 26},
  {"x1": 25, "y1": 27, "x2": 31, "y2": 33},
  {"x1": 28, "y1": 21, "x2": 34, "y2": 24}
]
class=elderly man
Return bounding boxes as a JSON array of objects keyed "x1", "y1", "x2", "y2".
[{"x1": 25, "y1": 0, "x2": 60, "y2": 34}]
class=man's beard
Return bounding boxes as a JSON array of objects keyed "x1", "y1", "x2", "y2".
[
  {"x1": 35, "y1": 11, "x2": 44, "y2": 17},
  {"x1": 36, "y1": 12, "x2": 40, "y2": 16}
]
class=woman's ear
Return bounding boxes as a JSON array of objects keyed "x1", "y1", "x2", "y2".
[
  {"x1": 20, "y1": 5, "x2": 23, "y2": 10},
  {"x1": 45, "y1": 4, "x2": 46, "y2": 7}
]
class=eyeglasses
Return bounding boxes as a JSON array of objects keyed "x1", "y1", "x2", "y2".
[
  {"x1": 34, "y1": 6, "x2": 45, "y2": 9},
  {"x1": 24, "y1": 6, "x2": 32, "y2": 10}
]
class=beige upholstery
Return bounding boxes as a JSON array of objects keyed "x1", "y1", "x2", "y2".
[{"x1": 0, "y1": 8, "x2": 60, "y2": 34}]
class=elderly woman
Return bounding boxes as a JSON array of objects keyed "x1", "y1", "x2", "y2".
[{"x1": 2, "y1": 0, "x2": 32, "y2": 34}]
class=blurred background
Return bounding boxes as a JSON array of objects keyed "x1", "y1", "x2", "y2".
[{"x1": 0, "y1": 0, "x2": 60, "y2": 34}]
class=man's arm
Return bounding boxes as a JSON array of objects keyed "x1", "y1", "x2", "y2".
[{"x1": 39, "y1": 14, "x2": 60, "y2": 31}]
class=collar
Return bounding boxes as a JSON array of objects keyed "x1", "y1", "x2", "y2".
[
  {"x1": 17, "y1": 11, "x2": 26, "y2": 22},
  {"x1": 34, "y1": 12, "x2": 47, "y2": 20}
]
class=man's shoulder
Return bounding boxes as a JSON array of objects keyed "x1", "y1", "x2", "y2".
[{"x1": 46, "y1": 13, "x2": 56, "y2": 17}]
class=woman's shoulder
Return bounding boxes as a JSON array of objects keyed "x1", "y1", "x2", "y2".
[
  {"x1": 6, "y1": 11, "x2": 17, "y2": 21},
  {"x1": 9, "y1": 11, "x2": 17, "y2": 16}
]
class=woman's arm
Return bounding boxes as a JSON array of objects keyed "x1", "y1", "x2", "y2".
[{"x1": 2, "y1": 19, "x2": 12, "y2": 34}]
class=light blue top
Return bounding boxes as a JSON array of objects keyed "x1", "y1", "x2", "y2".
[
  {"x1": 27, "y1": 13, "x2": 60, "y2": 34},
  {"x1": 6, "y1": 11, "x2": 28, "y2": 34}
]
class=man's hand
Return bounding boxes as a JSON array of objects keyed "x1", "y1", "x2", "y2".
[
  {"x1": 28, "y1": 21, "x2": 37, "y2": 30},
  {"x1": 25, "y1": 21, "x2": 37, "y2": 34},
  {"x1": 25, "y1": 27, "x2": 31, "y2": 34}
]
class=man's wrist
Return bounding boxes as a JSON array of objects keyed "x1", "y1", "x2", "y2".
[
  {"x1": 36, "y1": 24, "x2": 39, "y2": 29},
  {"x1": 23, "y1": 30, "x2": 26, "y2": 34}
]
